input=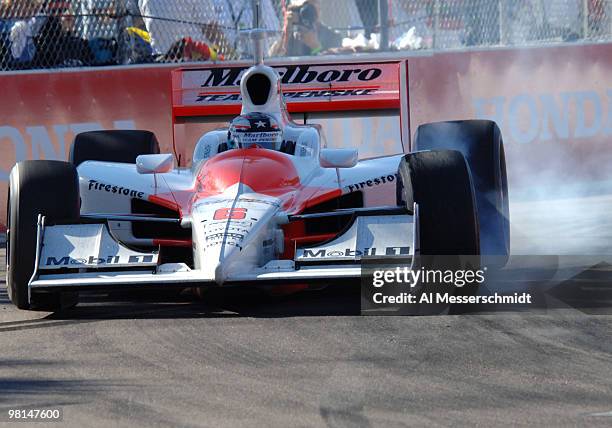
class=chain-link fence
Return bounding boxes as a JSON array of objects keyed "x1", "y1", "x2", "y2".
[
  {"x1": 317, "y1": 0, "x2": 612, "y2": 50},
  {"x1": 0, "y1": 0, "x2": 610, "y2": 70}
]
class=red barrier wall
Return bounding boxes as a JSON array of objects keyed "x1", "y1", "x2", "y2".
[
  {"x1": 1, "y1": 43, "x2": 610, "y2": 228},
  {"x1": 0, "y1": 66, "x2": 175, "y2": 227}
]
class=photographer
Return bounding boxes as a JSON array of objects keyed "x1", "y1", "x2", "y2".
[{"x1": 271, "y1": 0, "x2": 342, "y2": 57}]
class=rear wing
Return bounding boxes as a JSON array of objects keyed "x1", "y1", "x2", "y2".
[
  {"x1": 172, "y1": 60, "x2": 404, "y2": 116},
  {"x1": 170, "y1": 59, "x2": 409, "y2": 161}
]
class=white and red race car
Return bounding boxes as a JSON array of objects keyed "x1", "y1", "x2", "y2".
[{"x1": 6, "y1": 42, "x2": 509, "y2": 311}]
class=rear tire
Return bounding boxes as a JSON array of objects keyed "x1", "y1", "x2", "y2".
[
  {"x1": 7, "y1": 161, "x2": 80, "y2": 310},
  {"x1": 414, "y1": 120, "x2": 509, "y2": 264},
  {"x1": 70, "y1": 130, "x2": 160, "y2": 166}
]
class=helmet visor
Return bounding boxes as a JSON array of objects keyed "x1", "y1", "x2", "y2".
[{"x1": 232, "y1": 130, "x2": 281, "y2": 150}]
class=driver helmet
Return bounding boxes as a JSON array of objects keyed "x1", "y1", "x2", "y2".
[{"x1": 228, "y1": 113, "x2": 282, "y2": 150}]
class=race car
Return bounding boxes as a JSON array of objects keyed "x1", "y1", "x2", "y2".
[{"x1": 5, "y1": 37, "x2": 509, "y2": 311}]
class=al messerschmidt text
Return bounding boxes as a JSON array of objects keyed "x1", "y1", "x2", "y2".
[{"x1": 373, "y1": 292, "x2": 532, "y2": 305}]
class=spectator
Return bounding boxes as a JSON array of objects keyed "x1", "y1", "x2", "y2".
[
  {"x1": 1, "y1": 0, "x2": 16, "y2": 68},
  {"x1": 76, "y1": 0, "x2": 150, "y2": 65},
  {"x1": 114, "y1": 0, "x2": 154, "y2": 64},
  {"x1": 271, "y1": 0, "x2": 342, "y2": 56},
  {"x1": 5, "y1": 0, "x2": 43, "y2": 68},
  {"x1": 78, "y1": 0, "x2": 118, "y2": 41},
  {"x1": 77, "y1": 0, "x2": 121, "y2": 64},
  {"x1": 354, "y1": 0, "x2": 374, "y2": 37},
  {"x1": 137, "y1": 0, "x2": 232, "y2": 60},
  {"x1": 138, "y1": 0, "x2": 201, "y2": 57},
  {"x1": 117, "y1": 17, "x2": 155, "y2": 63},
  {"x1": 31, "y1": 1, "x2": 93, "y2": 68},
  {"x1": 0, "y1": 0, "x2": 15, "y2": 20}
]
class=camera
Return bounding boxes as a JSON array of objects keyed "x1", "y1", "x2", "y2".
[{"x1": 296, "y1": 2, "x2": 317, "y2": 30}]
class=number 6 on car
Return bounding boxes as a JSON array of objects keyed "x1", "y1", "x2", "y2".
[{"x1": 214, "y1": 208, "x2": 248, "y2": 220}]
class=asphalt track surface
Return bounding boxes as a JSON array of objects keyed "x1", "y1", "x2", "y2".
[{"x1": 1, "y1": 195, "x2": 612, "y2": 427}]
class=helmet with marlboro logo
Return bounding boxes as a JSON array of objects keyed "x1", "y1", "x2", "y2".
[{"x1": 228, "y1": 113, "x2": 282, "y2": 150}]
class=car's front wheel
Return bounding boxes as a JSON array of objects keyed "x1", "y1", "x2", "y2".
[
  {"x1": 398, "y1": 150, "x2": 480, "y2": 314},
  {"x1": 7, "y1": 160, "x2": 80, "y2": 310},
  {"x1": 399, "y1": 150, "x2": 480, "y2": 256}
]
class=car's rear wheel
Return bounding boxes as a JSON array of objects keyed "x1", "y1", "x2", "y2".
[
  {"x1": 7, "y1": 161, "x2": 80, "y2": 310},
  {"x1": 70, "y1": 130, "x2": 160, "y2": 166},
  {"x1": 414, "y1": 120, "x2": 509, "y2": 265}
]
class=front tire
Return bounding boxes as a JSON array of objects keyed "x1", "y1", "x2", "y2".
[
  {"x1": 7, "y1": 161, "x2": 80, "y2": 310},
  {"x1": 399, "y1": 150, "x2": 480, "y2": 256},
  {"x1": 398, "y1": 150, "x2": 480, "y2": 314}
]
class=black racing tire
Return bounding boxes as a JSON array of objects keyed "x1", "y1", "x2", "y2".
[
  {"x1": 398, "y1": 150, "x2": 480, "y2": 315},
  {"x1": 399, "y1": 150, "x2": 479, "y2": 256},
  {"x1": 70, "y1": 130, "x2": 160, "y2": 167},
  {"x1": 414, "y1": 120, "x2": 509, "y2": 264},
  {"x1": 7, "y1": 161, "x2": 80, "y2": 310}
]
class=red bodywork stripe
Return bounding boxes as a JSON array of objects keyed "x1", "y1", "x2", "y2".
[
  {"x1": 291, "y1": 234, "x2": 337, "y2": 245},
  {"x1": 148, "y1": 194, "x2": 181, "y2": 213},
  {"x1": 153, "y1": 239, "x2": 192, "y2": 248},
  {"x1": 173, "y1": 98, "x2": 400, "y2": 119}
]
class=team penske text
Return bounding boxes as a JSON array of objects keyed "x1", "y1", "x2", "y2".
[{"x1": 196, "y1": 88, "x2": 376, "y2": 103}]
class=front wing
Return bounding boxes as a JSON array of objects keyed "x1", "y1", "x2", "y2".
[
  {"x1": 29, "y1": 265, "x2": 362, "y2": 292},
  {"x1": 28, "y1": 207, "x2": 418, "y2": 297}
]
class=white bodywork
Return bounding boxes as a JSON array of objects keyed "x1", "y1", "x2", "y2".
[
  {"x1": 29, "y1": 153, "x2": 414, "y2": 292},
  {"x1": 39, "y1": 224, "x2": 158, "y2": 270},
  {"x1": 28, "y1": 56, "x2": 415, "y2": 295},
  {"x1": 295, "y1": 215, "x2": 414, "y2": 262}
]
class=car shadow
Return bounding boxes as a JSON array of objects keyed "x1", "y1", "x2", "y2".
[{"x1": 43, "y1": 284, "x2": 363, "y2": 322}]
